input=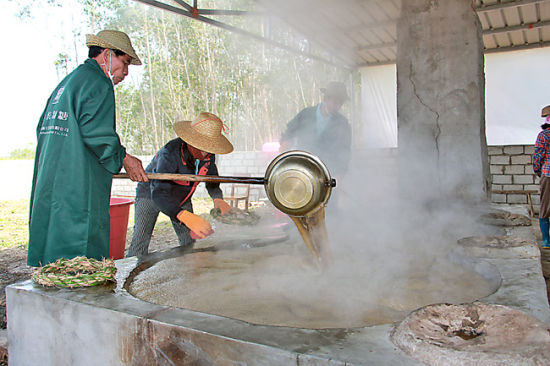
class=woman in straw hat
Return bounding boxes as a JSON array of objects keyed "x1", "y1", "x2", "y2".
[
  {"x1": 127, "y1": 112, "x2": 234, "y2": 257},
  {"x1": 27, "y1": 30, "x2": 148, "y2": 267}
]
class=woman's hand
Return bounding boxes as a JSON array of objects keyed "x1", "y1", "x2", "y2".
[
  {"x1": 177, "y1": 210, "x2": 213, "y2": 238},
  {"x1": 213, "y1": 199, "x2": 231, "y2": 215}
]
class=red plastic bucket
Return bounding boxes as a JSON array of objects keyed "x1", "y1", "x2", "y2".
[{"x1": 109, "y1": 197, "x2": 134, "y2": 260}]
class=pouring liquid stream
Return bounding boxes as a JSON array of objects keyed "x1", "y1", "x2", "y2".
[{"x1": 289, "y1": 207, "x2": 332, "y2": 269}]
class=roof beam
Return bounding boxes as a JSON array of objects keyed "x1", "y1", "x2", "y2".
[
  {"x1": 356, "y1": 59, "x2": 396, "y2": 68},
  {"x1": 483, "y1": 19, "x2": 550, "y2": 34},
  {"x1": 324, "y1": 19, "x2": 397, "y2": 33},
  {"x1": 476, "y1": 0, "x2": 550, "y2": 13},
  {"x1": 355, "y1": 42, "x2": 395, "y2": 51},
  {"x1": 170, "y1": 0, "x2": 261, "y2": 15},
  {"x1": 484, "y1": 40, "x2": 550, "y2": 53}
]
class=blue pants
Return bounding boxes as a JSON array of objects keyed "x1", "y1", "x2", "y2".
[{"x1": 127, "y1": 196, "x2": 194, "y2": 257}]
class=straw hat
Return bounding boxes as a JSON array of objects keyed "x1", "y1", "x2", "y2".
[
  {"x1": 542, "y1": 105, "x2": 550, "y2": 117},
  {"x1": 86, "y1": 30, "x2": 142, "y2": 65},
  {"x1": 320, "y1": 81, "x2": 349, "y2": 101},
  {"x1": 173, "y1": 112, "x2": 234, "y2": 155}
]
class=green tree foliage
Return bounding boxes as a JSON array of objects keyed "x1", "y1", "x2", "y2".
[
  {"x1": 19, "y1": 0, "x2": 351, "y2": 153},
  {"x1": 3, "y1": 144, "x2": 35, "y2": 160}
]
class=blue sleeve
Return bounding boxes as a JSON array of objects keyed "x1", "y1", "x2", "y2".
[{"x1": 280, "y1": 109, "x2": 305, "y2": 146}]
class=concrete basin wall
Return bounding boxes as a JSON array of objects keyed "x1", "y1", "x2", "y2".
[{"x1": 7, "y1": 239, "x2": 550, "y2": 366}]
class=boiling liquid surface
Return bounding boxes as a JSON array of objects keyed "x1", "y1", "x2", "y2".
[{"x1": 129, "y1": 240, "x2": 494, "y2": 329}]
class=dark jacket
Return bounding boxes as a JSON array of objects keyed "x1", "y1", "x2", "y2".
[
  {"x1": 280, "y1": 104, "x2": 351, "y2": 177},
  {"x1": 137, "y1": 138, "x2": 223, "y2": 220}
]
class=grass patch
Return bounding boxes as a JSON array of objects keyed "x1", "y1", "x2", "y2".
[
  {"x1": 0, "y1": 196, "x2": 216, "y2": 250},
  {"x1": 0, "y1": 199, "x2": 29, "y2": 249}
]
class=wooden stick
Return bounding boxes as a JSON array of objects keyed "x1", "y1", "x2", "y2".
[{"x1": 113, "y1": 173, "x2": 265, "y2": 185}]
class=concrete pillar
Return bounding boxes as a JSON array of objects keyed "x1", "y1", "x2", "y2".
[{"x1": 397, "y1": 0, "x2": 489, "y2": 202}]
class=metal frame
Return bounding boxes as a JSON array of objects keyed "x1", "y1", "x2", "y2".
[{"x1": 133, "y1": 0, "x2": 352, "y2": 69}]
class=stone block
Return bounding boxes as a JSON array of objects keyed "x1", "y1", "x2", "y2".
[
  {"x1": 504, "y1": 165, "x2": 524, "y2": 175},
  {"x1": 491, "y1": 193, "x2": 507, "y2": 203},
  {"x1": 232, "y1": 152, "x2": 245, "y2": 160},
  {"x1": 503, "y1": 145, "x2": 524, "y2": 155},
  {"x1": 490, "y1": 155, "x2": 510, "y2": 165},
  {"x1": 532, "y1": 195, "x2": 541, "y2": 205},
  {"x1": 243, "y1": 151, "x2": 258, "y2": 160},
  {"x1": 524, "y1": 145, "x2": 535, "y2": 155},
  {"x1": 231, "y1": 160, "x2": 244, "y2": 168},
  {"x1": 513, "y1": 175, "x2": 534, "y2": 185},
  {"x1": 491, "y1": 184, "x2": 502, "y2": 191},
  {"x1": 525, "y1": 184, "x2": 539, "y2": 191},
  {"x1": 490, "y1": 165, "x2": 504, "y2": 174},
  {"x1": 507, "y1": 194, "x2": 528, "y2": 204},
  {"x1": 511, "y1": 155, "x2": 532, "y2": 165},
  {"x1": 492, "y1": 175, "x2": 512, "y2": 184},
  {"x1": 501, "y1": 184, "x2": 522, "y2": 191},
  {"x1": 488, "y1": 146, "x2": 503, "y2": 155}
]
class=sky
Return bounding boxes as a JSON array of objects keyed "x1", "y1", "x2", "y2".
[
  {"x1": 0, "y1": 1, "x2": 88, "y2": 157},
  {"x1": 1, "y1": 2, "x2": 550, "y2": 157}
]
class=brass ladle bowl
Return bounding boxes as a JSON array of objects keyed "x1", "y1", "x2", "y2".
[{"x1": 264, "y1": 150, "x2": 335, "y2": 217}]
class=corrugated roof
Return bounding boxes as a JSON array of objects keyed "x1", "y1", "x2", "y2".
[
  {"x1": 261, "y1": 0, "x2": 550, "y2": 67},
  {"x1": 135, "y1": 0, "x2": 550, "y2": 69}
]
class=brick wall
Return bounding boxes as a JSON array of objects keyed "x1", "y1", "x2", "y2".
[{"x1": 488, "y1": 145, "x2": 539, "y2": 212}]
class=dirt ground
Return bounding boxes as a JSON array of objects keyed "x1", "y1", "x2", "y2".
[{"x1": 0, "y1": 247, "x2": 33, "y2": 330}]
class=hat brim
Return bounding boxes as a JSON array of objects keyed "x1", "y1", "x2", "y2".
[
  {"x1": 173, "y1": 121, "x2": 234, "y2": 155},
  {"x1": 86, "y1": 34, "x2": 142, "y2": 65}
]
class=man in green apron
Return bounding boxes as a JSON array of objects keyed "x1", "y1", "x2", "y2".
[{"x1": 28, "y1": 30, "x2": 148, "y2": 267}]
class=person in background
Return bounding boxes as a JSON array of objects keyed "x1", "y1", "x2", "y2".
[
  {"x1": 28, "y1": 30, "x2": 148, "y2": 267},
  {"x1": 533, "y1": 105, "x2": 550, "y2": 249},
  {"x1": 280, "y1": 81, "x2": 352, "y2": 179},
  {"x1": 127, "y1": 112, "x2": 234, "y2": 257}
]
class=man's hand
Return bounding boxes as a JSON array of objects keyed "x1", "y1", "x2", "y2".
[
  {"x1": 213, "y1": 199, "x2": 231, "y2": 215},
  {"x1": 122, "y1": 154, "x2": 148, "y2": 182}
]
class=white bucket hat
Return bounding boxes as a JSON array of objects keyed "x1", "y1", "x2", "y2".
[{"x1": 86, "y1": 30, "x2": 142, "y2": 65}]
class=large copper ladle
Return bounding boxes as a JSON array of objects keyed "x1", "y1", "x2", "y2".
[{"x1": 114, "y1": 150, "x2": 336, "y2": 267}]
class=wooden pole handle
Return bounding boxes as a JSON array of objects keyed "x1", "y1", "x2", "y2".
[{"x1": 113, "y1": 173, "x2": 265, "y2": 185}]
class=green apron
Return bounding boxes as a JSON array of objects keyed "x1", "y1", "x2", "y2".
[{"x1": 28, "y1": 59, "x2": 126, "y2": 267}]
